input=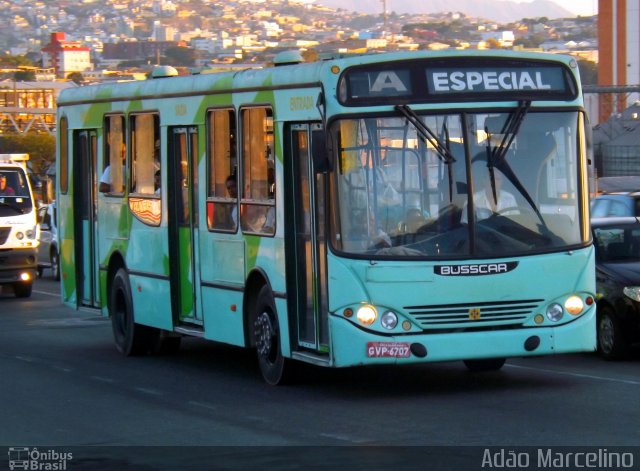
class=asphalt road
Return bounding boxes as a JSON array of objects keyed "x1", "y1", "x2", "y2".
[{"x1": 1, "y1": 274, "x2": 639, "y2": 470}]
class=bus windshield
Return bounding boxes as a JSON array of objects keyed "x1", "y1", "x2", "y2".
[
  {"x1": 330, "y1": 110, "x2": 585, "y2": 259},
  {"x1": 0, "y1": 168, "x2": 34, "y2": 215}
]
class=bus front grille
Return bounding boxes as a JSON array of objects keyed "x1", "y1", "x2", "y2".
[{"x1": 404, "y1": 299, "x2": 545, "y2": 331}]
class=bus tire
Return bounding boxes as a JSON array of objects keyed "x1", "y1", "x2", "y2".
[
  {"x1": 110, "y1": 268, "x2": 153, "y2": 356},
  {"x1": 253, "y1": 285, "x2": 291, "y2": 385},
  {"x1": 14, "y1": 281, "x2": 32, "y2": 298},
  {"x1": 597, "y1": 306, "x2": 629, "y2": 360},
  {"x1": 51, "y1": 250, "x2": 60, "y2": 281},
  {"x1": 463, "y1": 358, "x2": 506, "y2": 372}
]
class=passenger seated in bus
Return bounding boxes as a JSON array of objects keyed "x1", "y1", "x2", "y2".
[
  {"x1": 461, "y1": 169, "x2": 517, "y2": 223},
  {"x1": 99, "y1": 165, "x2": 118, "y2": 193},
  {"x1": 226, "y1": 174, "x2": 238, "y2": 227},
  {"x1": 0, "y1": 173, "x2": 15, "y2": 196},
  {"x1": 100, "y1": 145, "x2": 126, "y2": 193},
  {"x1": 154, "y1": 170, "x2": 161, "y2": 195}
]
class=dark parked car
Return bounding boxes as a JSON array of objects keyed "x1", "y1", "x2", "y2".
[
  {"x1": 37, "y1": 202, "x2": 59, "y2": 280},
  {"x1": 591, "y1": 192, "x2": 640, "y2": 218},
  {"x1": 592, "y1": 217, "x2": 640, "y2": 359}
]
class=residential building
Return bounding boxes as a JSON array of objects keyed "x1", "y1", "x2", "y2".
[{"x1": 41, "y1": 32, "x2": 92, "y2": 79}]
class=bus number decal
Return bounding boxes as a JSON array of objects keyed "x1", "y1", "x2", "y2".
[{"x1": 290, "y1": 96, "x2": 314, "y2": 111}]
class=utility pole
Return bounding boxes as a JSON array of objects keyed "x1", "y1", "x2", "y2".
[{"x1": 381, "y1": 0, "x2": 387, "y2": 37}]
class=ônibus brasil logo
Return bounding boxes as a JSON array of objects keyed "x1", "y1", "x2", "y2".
[{"x1": 8, "y1": 447, "x2": 73, "y2": 470}]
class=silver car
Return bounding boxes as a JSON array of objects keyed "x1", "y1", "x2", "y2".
[{"x1": 37, "y1": 202, "x2": 59, "y2": 280}]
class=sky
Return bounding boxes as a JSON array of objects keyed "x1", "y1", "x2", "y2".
[{"x1": 514, "y1": 0, "x2": 597, "y2": 16}]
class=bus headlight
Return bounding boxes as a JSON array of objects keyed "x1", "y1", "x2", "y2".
[
  {"x1": 356, "y1": 304, "x2": 377, "y2": 325},
  {"x1": 15, "y1": 231, "x2": 24, "y2": 240},
  {"x1": 546, "y1": 303, "x2": 563, "y2": 322},
  {"x1": 26, "y1": 228, "x2": 37, "y2": 239},
  {"x1": 380, "y1": 311, "x2": 398, "y2": 330},
  {"x1": 565, "y1": 295, "x2": 584, "y2": 315}
]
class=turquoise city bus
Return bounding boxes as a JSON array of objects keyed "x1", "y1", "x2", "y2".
[{"x1": 56, "y1": 50, "x2": 596, "y2": 384}]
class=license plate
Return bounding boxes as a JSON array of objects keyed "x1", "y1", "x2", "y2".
[{"x1": 366, "y1": 342, "x2": 411, "y2": 358}]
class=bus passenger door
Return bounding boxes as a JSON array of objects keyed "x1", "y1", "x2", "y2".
[
  {"x1": 73, "y1": 130, "x2": 99, "y2": 307},
  {"x1": 168, "y1": 126, "x2": 202, "y2": 325},
  {"x1": 285, "y1": 124, "x2": 329, "y2": 353}
]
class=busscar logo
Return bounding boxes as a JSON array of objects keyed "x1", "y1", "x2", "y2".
[{"x1": 435, "y1": 261, "x2": 518, "y2": 276}]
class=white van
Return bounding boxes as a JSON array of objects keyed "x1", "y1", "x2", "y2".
[{"x1": 0, "y1": 154, "x2": 39, "y2": 297}]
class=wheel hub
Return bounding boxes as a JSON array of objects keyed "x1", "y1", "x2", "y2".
[{"x1": 255, "y1": 312, "x2": 275, "y2": 358}]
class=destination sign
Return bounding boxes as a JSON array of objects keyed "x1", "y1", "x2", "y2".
[
  {"x1": 346, "y1": 69, "x2": 412, "y2": 99},
  {"x1": 339, "y1": 59, "x2": 575, "y2": 104},
  {"x1": 426, "y1": 67, "x2": 566, "y2": 94}
]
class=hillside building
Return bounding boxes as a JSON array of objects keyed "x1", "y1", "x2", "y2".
[{"x1": 41, "y1": 33, "x2": 92, "y2": 79}]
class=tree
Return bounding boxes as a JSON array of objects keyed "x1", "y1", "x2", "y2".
[
  {"x1": 577, "y1": 60, "x2": 598, "y2": 86},
  {"x1": 67, "y1": 72, "x2": 85, "y2": 85},
  {"x1": 13, "y1": 70, "x2": 36, "y2": 81},
  {"x1": 485, "y1": 38, "x2": 502, "y2": 49},
  {"x1": 513, "y1": 33, "x2": 546, "y2": 49},
  {"x1": 0, "y1": 134, "x2": 56, "y2": 175},
  {"x1": 0, "y1": 54, "x2": 33, "y2": 67}
]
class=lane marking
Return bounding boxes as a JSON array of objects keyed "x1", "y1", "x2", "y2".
[
  {"x1": 90, "y1": 376, "x2": 115, "y2": 383},
  {"x1": 134, "y1": 387, "x2": 163, "y2": 396},
  {"x1": 188, "y1": 401, "x2": 219, "y2": 411},
  {"x1": 318, "y1": 433, "x2": 370, "y2": 444},
  {"x1": 33, "y1": 289, "x2": 61, "y2": 298},
  {"x1": 507, "y1": 363, "x2": 640, "y2": 385},
  {"x1": 15, "y1": 355, "x2": 36, "y2": 362}
]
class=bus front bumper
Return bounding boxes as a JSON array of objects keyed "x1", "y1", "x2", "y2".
[
  {"x1": 328, "y1": 307, "x2": 596, "y2": 367},
  {"x1": 0, "y1": 248, "x2": 37, "y2": 285}
]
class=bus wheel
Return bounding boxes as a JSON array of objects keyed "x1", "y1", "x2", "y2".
[
  {"x1": 110, "y1": 268, "x2": 153, "y2": 356},
  {"x1": 14, "y1": 281, "x2": 33, "y2": 298},
  {"x1": 597, "y1": 306, "x2": 628, "y2": 360},
  {"x1": 253, "y1": 285, "x2": 290, "y2": 385},
  {"x1": 463, "y1": 358, "x2": 506, "y2": 372},
  {"x1": 51, "y1": 250, "x2": 60, "y2": 281}
]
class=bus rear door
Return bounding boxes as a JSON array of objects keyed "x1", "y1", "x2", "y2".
[
  {"x1": 73, "y1": 130, "x2": 99, "y2": 307},
  {"x1": 168, "y1": 126, "x2": 203, "y2": 325}
]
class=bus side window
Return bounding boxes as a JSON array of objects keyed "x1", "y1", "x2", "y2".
[
  {"x1": 102, "y1": 115, "x2": 126, "y2": 195},
  {"x1": 207, "y1": 108, "x2": 238, "y2": 232},
  {"x1": 240, "y1": 106, "x2": 275, "y2": 235},
  {"x1": 130, "y1": 113, "x2": 160, "y2": 196}
]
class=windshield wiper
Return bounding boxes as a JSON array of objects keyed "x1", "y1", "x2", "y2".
[
  {"x1": 396, "y1": 104, "x2": 456, "y2": 201},
  {"x1": 484, "y1": 100, "x2": 544, "y2": 223},
  {"x1": 396, "y1": 104, "x2": 456, "y2": 164}
]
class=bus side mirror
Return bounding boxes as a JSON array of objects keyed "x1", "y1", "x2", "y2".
[{"x1": 312, "y1": 129, "x2": 332, "y2": 173}]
